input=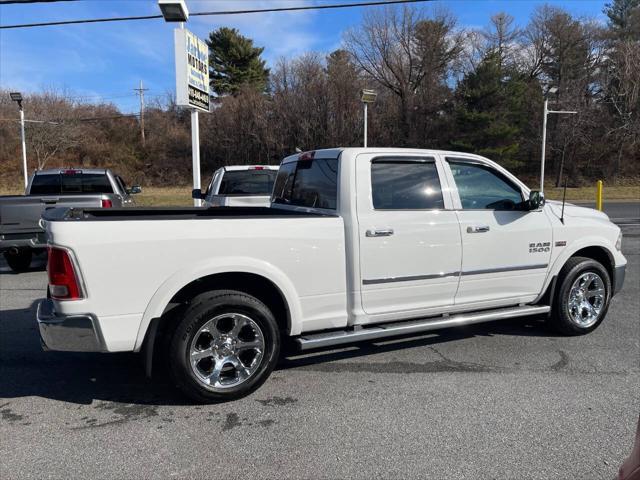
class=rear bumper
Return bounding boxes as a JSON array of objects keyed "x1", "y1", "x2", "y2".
[
  {"x1": 37, "y1": 299, "x2": 105, "y2": 352},
  {"x1": 613, "y1": 264, "x2": 626, "y2": 296},
  {"x1": 0, "y1": 231, "x2": 47, "y2": 251}
]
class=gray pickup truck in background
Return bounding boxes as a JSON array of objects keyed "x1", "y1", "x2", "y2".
[{"x1": 0, "y1": 168, "x2": 140, "y2": 272}]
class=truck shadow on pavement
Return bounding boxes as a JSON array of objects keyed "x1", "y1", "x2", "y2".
[{"x1": 0, "y1": 300, "x2": 558, "y2": 406}]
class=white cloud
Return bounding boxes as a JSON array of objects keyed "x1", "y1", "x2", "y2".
[{"x1": 187, "y1": 0, "x2": 324, "y2": 64}]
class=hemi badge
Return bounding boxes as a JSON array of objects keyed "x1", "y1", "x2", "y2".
[{"x1": 555, "y1": 241, "x2": 567, "y2": 247}]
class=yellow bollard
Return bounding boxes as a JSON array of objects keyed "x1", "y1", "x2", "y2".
[{"x1": 596, "y1": 180, "x2": 603, "y2": 211}]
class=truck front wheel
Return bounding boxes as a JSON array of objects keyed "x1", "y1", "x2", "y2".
[
  {"x1": 169, "y1": 290, "x2": 280, "y2": 403},
  {"x1": 4, "y1": 248, "x2": 33, "y2": 272},
  {"x1": 551, "y1": 256, "x2": 611, "y2": 335}
]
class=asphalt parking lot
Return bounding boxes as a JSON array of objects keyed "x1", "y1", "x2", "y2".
[{"x1": 1, "y1": 206, "x2": 638, "y2": 479}]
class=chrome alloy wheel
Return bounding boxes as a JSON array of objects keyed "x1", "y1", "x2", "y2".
[
  {"x1": 567, "y1": 272, "x2": 606, "y2": 328},
  {"x1": 189, "y1": 313, "x2": 265, "y2": 390}
]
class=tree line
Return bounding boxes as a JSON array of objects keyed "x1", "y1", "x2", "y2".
[{"x1": 0, "y1": 0, "x2": 638, "y2": 189}]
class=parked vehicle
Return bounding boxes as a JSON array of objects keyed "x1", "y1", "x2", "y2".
[
  {"x1": 0, "y1": 168, "x2": 140, "y2": 272},
  {"x1": 194, "y1": 165, "x2": 279, "y2": 207},
  {"x1": 37, "y1": 148, "x2": 626, "y2": 402}
]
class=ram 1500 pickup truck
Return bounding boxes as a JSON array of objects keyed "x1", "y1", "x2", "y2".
[
  {"x1": 37, "y1": 148, "x2": 626, "y2": 402},
  {"x1": 1, "y1": 168, "x2": 141, "y2": 272},
  {"x1": 193, "y1": 165, "x2": 279, "y2": 207}
]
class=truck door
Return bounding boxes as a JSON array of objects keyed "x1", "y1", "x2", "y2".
[
  {"x1": 356, "y1": 153, "x2": 462, "y2": 316},
  {"x1": 444, "y1": 157, "x2": 552, "y2": 305}
]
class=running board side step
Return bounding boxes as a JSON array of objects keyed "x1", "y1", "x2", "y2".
[{"x1": 295, "y1": 305, "x2": 550, "y2": 351}]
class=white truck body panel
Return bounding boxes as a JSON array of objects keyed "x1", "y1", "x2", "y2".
[{"x1": 40, "y1": 148, "x2": 626, "y2": 354}]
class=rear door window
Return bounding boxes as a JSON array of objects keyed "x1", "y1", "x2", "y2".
[
  {"x1": 371, "y1": 158, "x2": 443, "y2": 209},
  {"x1": 272, "y1": 157, "x2": 339, "y2": 210}
]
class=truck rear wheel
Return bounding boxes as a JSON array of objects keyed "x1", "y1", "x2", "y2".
[
  {"x1": 4, "y1": 248, "x2": 33, "y2": 272},
  {"x1": 551, "y1": 256, "x2": 611, "y2": 335},
  {"x1": 169, "y1": 290, "x2": 280, "y2": 403}
]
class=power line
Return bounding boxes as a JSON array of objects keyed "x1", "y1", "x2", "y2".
[{"x1": 0, "y1": 0, "x2": 431, "y2": 29}]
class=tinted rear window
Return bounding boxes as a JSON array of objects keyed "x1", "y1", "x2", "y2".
[
  {"x1": 218, "y1": 170, "x2": 277, "y2": 195},
  {"x1": 29, "y1": 173, "x2": 113, "y2": 195},
  {"x1": 272, "y1": 158, "x2": 339, "y2": 210},
  {"x1": 371, "y1": 159, "x2": 444, "y2": 209}
]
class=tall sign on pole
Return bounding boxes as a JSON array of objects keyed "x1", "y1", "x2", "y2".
[{"x1": 174, "y1": 27, "x2": 210, "y2": 206}]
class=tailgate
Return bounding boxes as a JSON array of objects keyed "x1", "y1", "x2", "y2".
[
  {"x1": 0, "y1": 196, "x2": 45, "y2": 234},
  {"x1": 1, "y1": 195, "x2": 104, "y2": 234}
]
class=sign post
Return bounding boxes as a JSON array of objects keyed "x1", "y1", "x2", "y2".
[{"x1": 174, "y1": 28, "x2": 210, "y2": 206}]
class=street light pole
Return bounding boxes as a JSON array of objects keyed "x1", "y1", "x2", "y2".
[
  {"x1": 360, "y1": 89, "x2": 377, "y2": 148},
  {"x1": 540, "y1": 97, "x2": 548, "y2": 194},
  {"x1": 540, "y1": 87, "x2": 577, "y2": 195},
  {"x1": 363, "y1": 102, "x2": 368, "y2": 148},
  {"x1": 19, "y1": 107, "x2": 28, "y2": 189},
  {"x1": 10, "y1": 92, "x2": 28, "y2": 189}
]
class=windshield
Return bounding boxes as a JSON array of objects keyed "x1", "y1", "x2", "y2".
[{"x1": 217, "y1": 170, "x2": 277, "y2": 195}]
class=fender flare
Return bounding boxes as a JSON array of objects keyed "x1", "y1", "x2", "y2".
[
  {"x1": 133, "y1": 256, "x2": 304, "y2": 351},
  {"x1": 537, "y1": 237, "x2": 616, "y2": 301}
]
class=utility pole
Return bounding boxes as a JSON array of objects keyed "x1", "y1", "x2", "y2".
[
  {"x1": 9, "y1": 92, "x2": 28, "y2": 188},
  {"x1": 134, "y1": 80, "x2": 148, "y2": 146}
]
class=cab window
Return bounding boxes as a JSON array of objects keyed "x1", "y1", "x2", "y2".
[
  {"x1": 371, "y1": 158, "x2": 443, "y2": 210},
  {"x1": 447, "y1": 160, "x2": 523, "y2": 210},
  {"x1": 272, "y1": 158, "x2": 338, "y2": 210}
]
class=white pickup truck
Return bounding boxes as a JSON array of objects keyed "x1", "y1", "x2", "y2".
[
  {"x1": 194, "y1": 165, "x2": 279, "y2": 207},
  {"x1": 37, "y1": 148, "x2": 626, "y2": 402}
]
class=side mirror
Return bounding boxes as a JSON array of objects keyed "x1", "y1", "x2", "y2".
[
  {"x1": 192, "y1": 188, "x2": 205, "y2": 200},
  {"x1": 128, "y1": 185, "x2": 142, "y2": 195},
  {"x1": 528, "y1": 190, "x2": 545, "y2": 210}
]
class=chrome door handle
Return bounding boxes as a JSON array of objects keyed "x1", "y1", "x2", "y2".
[
  {"x1": 366, "y1": 228, "x2": 394, "y2": 237},
  {"x1": 467, "y1": 225, "x2": 490, "y2": 233}
]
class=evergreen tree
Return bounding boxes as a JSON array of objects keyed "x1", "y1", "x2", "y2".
[
  {"x1": 604, "y1": 0, "x2": 640, "y2": 39},
  {"x1": 207, "y1": 27, "x2": 269, "y2": 96},
  {"x1": 450, "y1": 52, "x2": 533, "y2": 168}
]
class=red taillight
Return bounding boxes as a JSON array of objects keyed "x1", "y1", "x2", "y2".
[
  {"x1": 101, "y1": 199, "x2": 113, "y2": 208},
  {"x1": 250, "y1": 166, "x2": 265, "y2": 170},
  {"x1": 62, "y1": 169, "x2": 81, "y2": 175},
  {"x1": 47, "y1": 247, "x2": 83, "y2": 300}
]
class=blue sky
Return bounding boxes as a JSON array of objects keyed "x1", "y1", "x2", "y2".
[{"x1": 0, "y1": 0, "x2": 608, "y2": 114}]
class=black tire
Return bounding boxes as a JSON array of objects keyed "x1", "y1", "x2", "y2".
[
  {"x1": 169, "y1": 290, "x2": 280, "y2": 403},
  {"x1": 4, "y1": 248, "x2": 33, "y2": 272},
  {"x1": 550, "y1": 256, "x2": 611, "y2": 335}
]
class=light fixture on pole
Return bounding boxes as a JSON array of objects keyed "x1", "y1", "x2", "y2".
[
  {"x1": 361, "y1": 89, "x2": 377, "y2": 148},
  {"x1": 540, "y1": 86, "x2": 577, "y2": 194},
  {"x1": 158, "y1": 0, "x2": 189, "y2": 22},
  {"x1": 10, "y1": 92, "x2": 28, "y2": 189}
]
